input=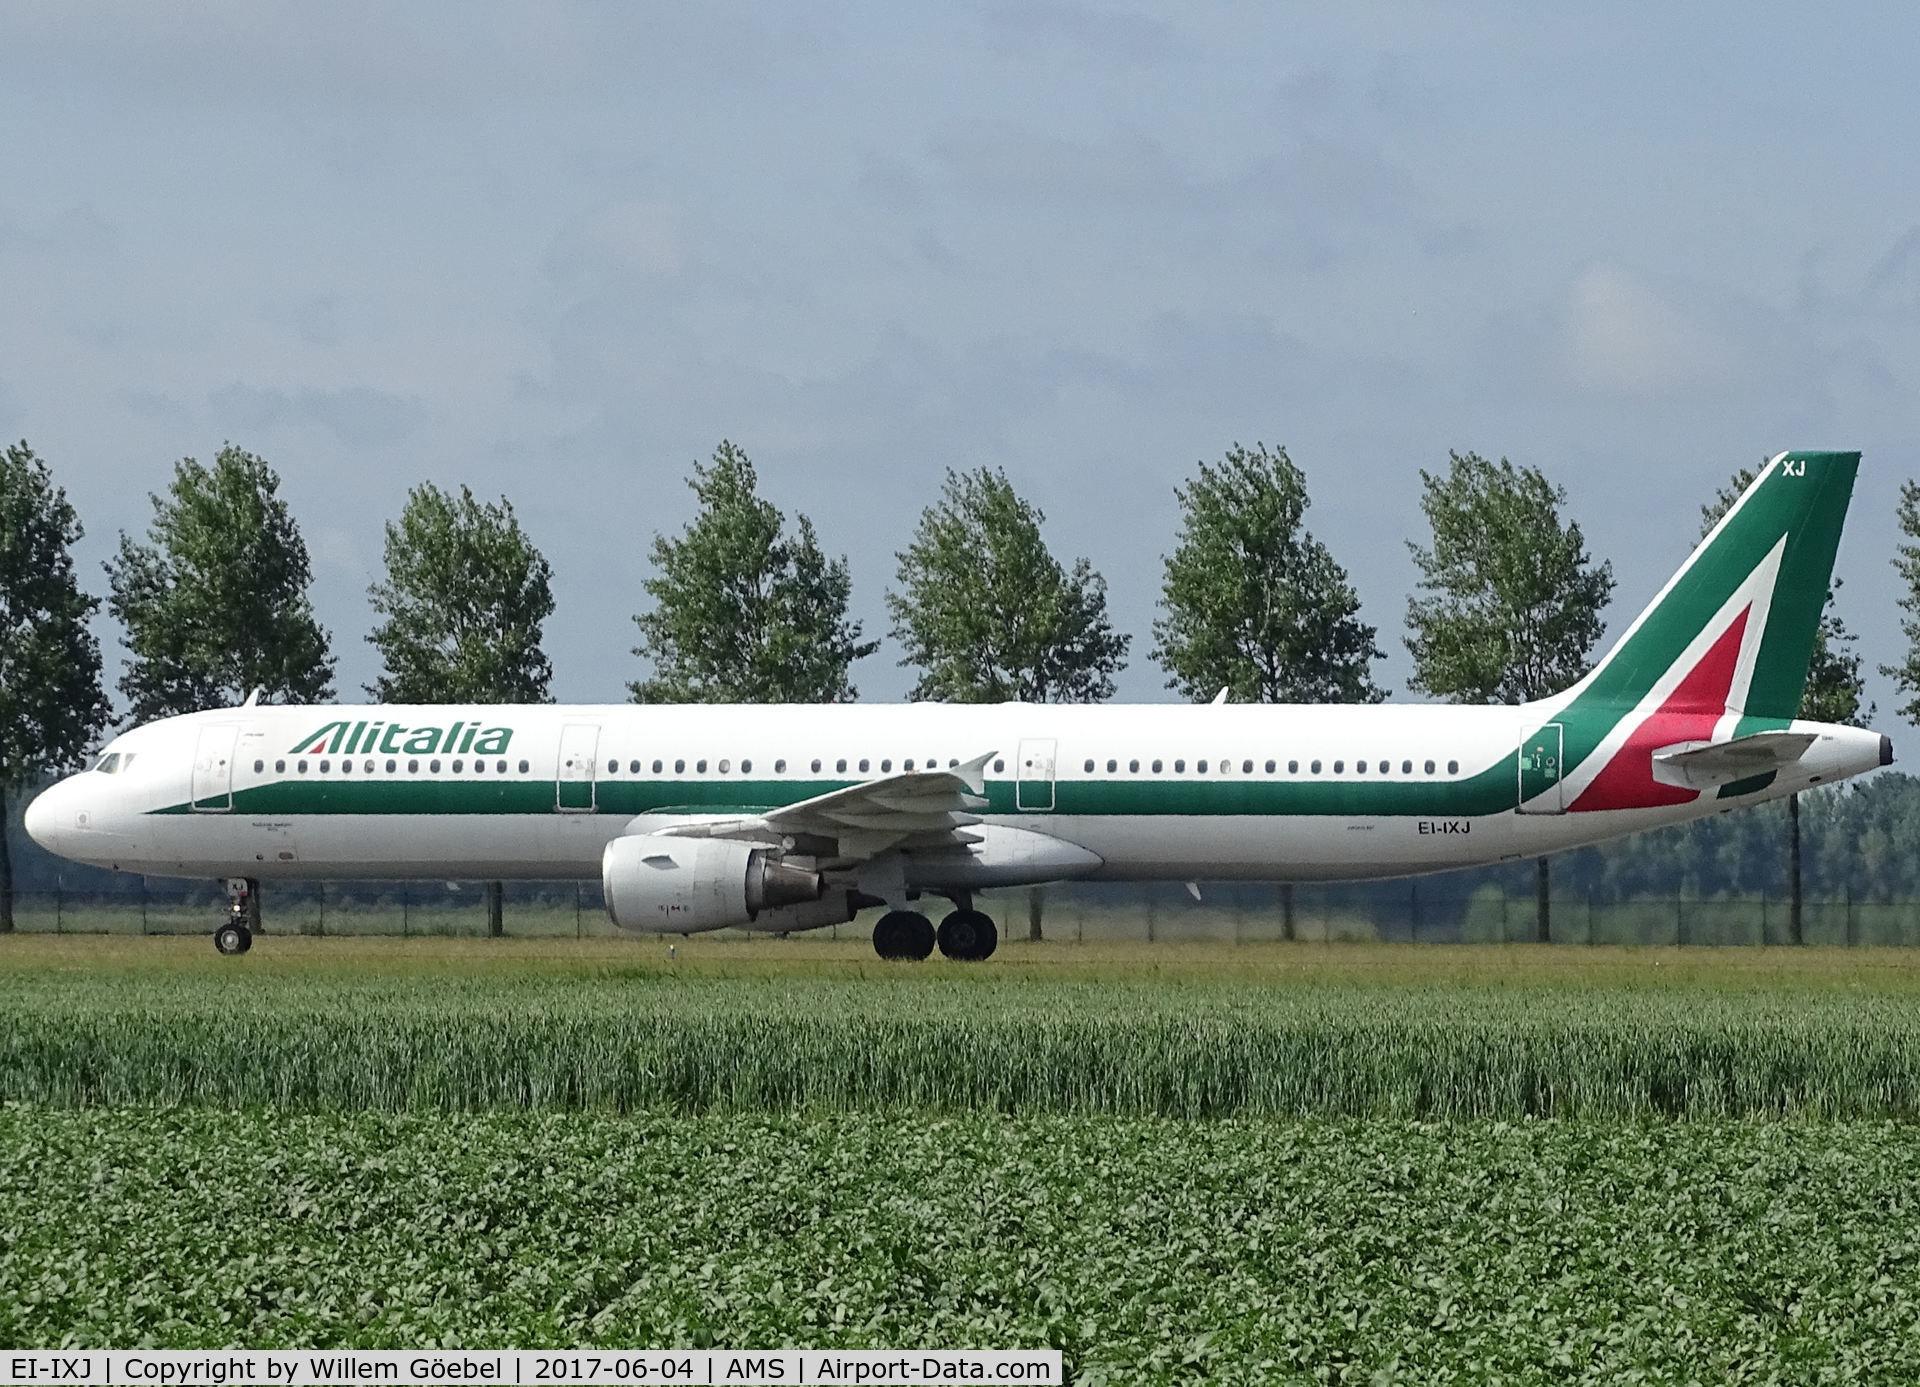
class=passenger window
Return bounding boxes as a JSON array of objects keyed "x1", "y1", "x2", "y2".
[
  {"x1": 1424, "y1": 760, "x2": 1435, "y2": 774},
  {"x1": 253, "y1": 759, "x2": 264, "y2": 773},
  {"x1": 275, "y1": 759, "x2": 286, "y2": 773},
  {"x1": 860, "y1": 759, "x2": 871, "y2": 773},
  {"x1": 993, "y1": 759, "x2": 1004, "y2": 773},
  {"x1": 607, "y1": 759, "x2": 618, "y2": 774},
  {"x1": 408, "y1": 759, "x2": 419, "y2": 773},
  {"x1": 1197, "y1": 760, "x2": 1208, "y2": 773},
  {"x1": 808, "y1": 759, "x2": 819, "y2": 772},
  {"x1": 696, "y1": 759, "x2": 708, "y2": 773},
  {"x1": 518, "y1": 760, "x2": 528, "y2": 773},
  {"x1": 674, "y1": 759, "x2": 686, "y2": 773},
  {"x1": 473, "y1": 760, "x2": 484, "y2": 774},
  {"x1": 298, "y1": 760, "x2": 309, "y2": 773},
  {"x1": 719, "y1": 759, "x2": 731, "y2": 773},
  {"x1": 1333, "y1": 760, "x2": 1344, "y2": 773},
  {"x1": 1107, "y1": 759, "x2": 1118, "y2": 773},
  {"x1": 880, "y1": 759, "x2": 891, "y2": 772},
  {"x1": 1129, "y1": 759, "x2": 1140, "y2": 772},
  {"x1": 1448, "y1": 760, "x2": 1459, "y2": 774},
  {"x1": 430, "y1": 760, "x2": 441, "y2": 773},
  {"x1": 384, "y1": 759, "x2": 395, "y2": 773},
  {"x1": 1310, "y1": 760, "x2": 1321, "y2": 774},
  {"x1": 451, "y1": 760, "x2": 461, "y2": 773},
  {"x1": 1356, "y1": 761, "x2": 1366, "y2": 774},
  {"x1": 904, "y1": 759, "x2": 915, "y2": 772},
  {"x1": 1243, "y1": 760, "x2": 1253, "y2": 774},
  {"x1": 1152, "y1": 759, "x2": 1163, "y2": 773},
  {"x1": 742, "y1": 759, "x2": 752, "y2": 773},
  {"x1": 1084, "y1": 759, "x2": 1094, "y2": 773},
  {"x1": 652, "y1": 760, "x2": 662, "y2": 773},
  {"x1": 775, "y1": 759, "x2": 786, "y2": 773},
  {"x1": 1264, "y1": 760, "x2": 1275, "y2": 773},
  {"x1": 1289, "y1": 760, "x2": 1299, "y2": 773},
  {"x1": 321, "y1": 759, "x2": 332, "y2": 773},
  {"x1": 836, "y1": 759, "x2": 847, "y2": 773},
  {"x1": 1175, "y1": 759, "x2": 1186, "y2": 773},
  {"x1": 1401, "y1": 760, "x2": 1412, "y2": 774}
]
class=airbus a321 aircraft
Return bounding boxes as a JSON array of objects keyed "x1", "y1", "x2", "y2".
[{"x1": 26, "y1": 452, "x2": 1892, "y2": 960}]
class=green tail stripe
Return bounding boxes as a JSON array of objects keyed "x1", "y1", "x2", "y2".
[{"x1": 1558, "y1": 451, "x2": 1858, "y2": 769}]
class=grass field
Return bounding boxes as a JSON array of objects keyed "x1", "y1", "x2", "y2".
[
  {"x1": 6, "y1": 935, "x2": 1920, "y2": 1379},
  {"x1": 5, "y1": 934, "x2": 1920, "y2": 1117}
]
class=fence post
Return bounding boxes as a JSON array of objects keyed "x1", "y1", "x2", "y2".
[
  {"x1": 403, "y1": 885, "x2": 410, "y2": 938},
  {"x1": 317, "y1": 881, "x2": 325, "y2": 937},
  {"x1": 55, "y1": 876, "x2": 63, "y2": 934},
  {"x1": 1586, "y1": 889, "x2": 1594, "y2": 946},
  {"x1": 1846, "y1": 886, "x2": 1856, "y2": 947},
  {"x1": 576, "y1": 882, "x2": 583, "y2": 938},
  {"x1": 1760, "y1": 892, "x2": 1767, "y2": 947},
  {"x1": 1676, "y1": 893, "x2": 1685, "y2": 947},
  {"x1": 1409, "y1": 881, "x2": 1419, "y2": 943},
  {"x1": 140, "y1": 878, "x2": 148, "y2": 936},
  {"x1": 1146, "y1": 887, "x2": 1156, "y2": 944}
]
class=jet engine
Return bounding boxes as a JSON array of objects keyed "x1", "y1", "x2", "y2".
[{"x1": 603, "y1": 834, "x2": 826, "y2": 933}]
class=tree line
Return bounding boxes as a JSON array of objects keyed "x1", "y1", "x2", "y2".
[{"x1": 4, "y1": 435, "x2": 1918, "y2": 931}]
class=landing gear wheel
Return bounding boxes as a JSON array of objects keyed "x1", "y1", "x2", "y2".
[
  {"x1": 873, "y1": 909, "x2": 935, "y2": 961},
  {"x1": 214, "y1": 923, "x2": 252, "y2": 956},
  {"x1": 938, "y1": 909, "x2": 998, "y2": 961}
]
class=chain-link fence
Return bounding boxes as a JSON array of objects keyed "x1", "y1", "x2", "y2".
[{"x1": 6, "y1": 876, "x2": 1920, "y2": 946}]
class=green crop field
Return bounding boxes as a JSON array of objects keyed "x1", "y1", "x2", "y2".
[{"x1": 5, "y1": 935, "x2": 1920, "y2": 1380}]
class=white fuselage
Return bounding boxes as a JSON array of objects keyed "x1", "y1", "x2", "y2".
[{"x1": 24, "y1": 701, "x2": 1887, "y2": 895}]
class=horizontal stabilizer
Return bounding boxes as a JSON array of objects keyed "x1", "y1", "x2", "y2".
[{"x1": 1651, "y1": 731, "x2": 1815, "y2": 790}]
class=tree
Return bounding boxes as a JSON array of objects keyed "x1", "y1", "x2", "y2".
[
  {"x1": 106, "y1": 444, "x2": 334, "y2": 720},
  {"x1": 1152, "y1": 442, "x2": 1385, "y2": 704},
  {"x1": 1405, "y1": 451, "x2": 1615, "y2": 706},
  {"x1": 1706, "y1": 467, "x2": 1871, "y2": 944},
  {"x1": 889, "y1": 467, "x2": 1129, "y2": 702},
  {"x1": 632, "y1": 441, "x2": 876, "y2": 703},
  {"x1": 0, "y1": 443, "x2": 112, "y2": 931},
  {"x1": 1406, "y1": 451, "x2": 1616, "y2": 941},
  {"x1": 368, "y1": 484, "x2": 555, "y2": 704},
  {"x1": 1882, "y1": 479, "x2": 1920, "y2": 724}
]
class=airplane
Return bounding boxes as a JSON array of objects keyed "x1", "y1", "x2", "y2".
[{"x1": 25, "y1": 451, "x2": 1891, "y2": 960}]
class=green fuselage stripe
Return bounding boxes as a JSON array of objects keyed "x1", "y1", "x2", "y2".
[{"x1": 159, "y1": 761, "x2": 1523, "y2": 821}]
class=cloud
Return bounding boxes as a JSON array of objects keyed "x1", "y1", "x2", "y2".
[
  {"x1": 980, "y1": 3, "x2": 1175, "y2": 64},
  {"x1": 209, "y1": 384, "x2": 427, "y2": 449},
  {"x1": 548, "y1": 200, "x2": 687, "y2": 282},
  {"x1": 1562, "y1": 266, "x2": 1738, "y2": 396}
]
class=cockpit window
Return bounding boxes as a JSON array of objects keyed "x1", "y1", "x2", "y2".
[
  {"x1": 92, "y1": 753, "x2": 120, "y2": 774},
  {"x1": 119, "y1": 754, "x2": 135, "y2": 772}
]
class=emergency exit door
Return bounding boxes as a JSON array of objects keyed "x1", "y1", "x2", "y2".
[
  {"x1": 1517, "y1": 722, "x2": 1565, "y2": 814},
  {"x1": 1016, "y1": 738, "x2": 1057, "y2": 811},
  {"x1": 555, "y1": 724, "x2": 600, "y2": 811}
]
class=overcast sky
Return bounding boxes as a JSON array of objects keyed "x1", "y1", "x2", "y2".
[{"x1": 5, "y1": 3, "x2": 1920, "y2": 719}]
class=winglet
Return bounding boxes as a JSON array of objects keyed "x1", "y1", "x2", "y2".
[
  {"x1": 1212, "y1": 686, "x2": 1230, "y2": 705},
  {"x1": 241, "y1": 686, "x2": 263, "y2": 708},
  {"x1": 955, "y1": 750, "x2": 996, "y2": 795}
]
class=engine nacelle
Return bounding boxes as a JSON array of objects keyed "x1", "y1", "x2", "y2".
[{"x1": 603, "y1": 833, "x2": 823, "y2": 933}]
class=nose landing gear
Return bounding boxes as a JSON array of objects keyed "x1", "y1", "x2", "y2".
[{"x1": 214, "y1": 877, "x2": 257, "y2": 955}]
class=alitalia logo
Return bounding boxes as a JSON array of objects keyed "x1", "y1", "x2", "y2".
[{"x1": 289, "y1": 719, "x2": 516, "y2": 757}]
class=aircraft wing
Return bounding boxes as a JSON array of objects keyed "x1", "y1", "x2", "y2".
[
  {"x1": 1651, "y1": 731, "x2": 1816, "y2": 790},
  {"x1": 629, "y1": 752, "x2": 996, "y2": 864}
]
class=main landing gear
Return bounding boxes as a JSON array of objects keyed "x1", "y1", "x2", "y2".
[
  {"x1": 214, "y1": 877, "x2": 257, "y2": 956},
  {"x1": 871, "y1": 906, "x2": 998, "y2": 962}
]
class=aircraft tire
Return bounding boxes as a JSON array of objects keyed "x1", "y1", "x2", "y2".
[
  {"x1": 214, "y1": 923, "x2": 251, "y2": 956},
  {"x1": 937, "y1": 909, "x2": 997, "y2": 962},
  {"x1": 873, "y1": 910, "x2": 934, "y2": 961}
]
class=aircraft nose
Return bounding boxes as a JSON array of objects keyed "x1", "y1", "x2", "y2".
[{"x1": 23, "y1": 782, "x2": 65, "y2": 852}]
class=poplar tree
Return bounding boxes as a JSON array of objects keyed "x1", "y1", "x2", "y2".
[
  {"x1": 1881, "y1": 479, "x2": 1920, "y2": 724},
  {"x1": 1153, "y1": 442, "x2": 1385, "y2": 703},
  {"x1": 1405, "y1": 451, "x2": 1615, "y2": 941},
  {"x1": 0, "y1": 443, "x2": 112, "y2": 930},
  {"x1": 632, "y1": 441, "x2": 876, "y2": 703},
  {"x1": 368, "y1": 483, "x2": 555, "y2": 704},
  {"x1": 889, "y1": 467, "x2": 1129, "y2": 703},
  {"x1": 106, "y1": 444, "x2": 334, "y2": 719}
]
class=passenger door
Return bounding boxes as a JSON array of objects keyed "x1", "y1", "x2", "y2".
[
  {"x1": 190, "y1": 724, "x2": 238, "y2": 812},
  {"x1": 555, "y1": 724, "x2": 600, "y2": 812},
  {"x1": 1517, "y1": 723, "x2": 1565, "y2": 814}
]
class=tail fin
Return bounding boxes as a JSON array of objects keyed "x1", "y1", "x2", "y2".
[{"x1": 1563, "y1": 450, "x2": 1857, "y2": 723}]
